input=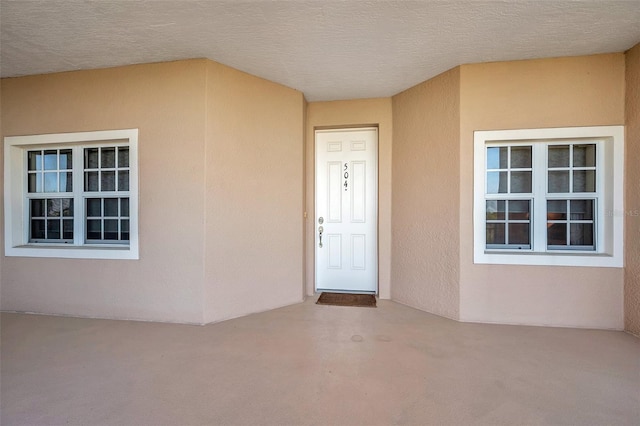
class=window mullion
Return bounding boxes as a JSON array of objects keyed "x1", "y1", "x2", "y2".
[
  {"x1": 597, "y1": 141, "x2": 605, "y2": 253},
  {"x1": 22, "y1": 149, "x2": 31, "y2": 244},
  {"x1": 565, "y1": 200, "x2": 571, "y2": 247},
  {"x1": 532, "y1": 143, "x2": 546, "y2": 253},
  {"x1": 73, "y1": 146, "x2": 84, "y2": 246}
]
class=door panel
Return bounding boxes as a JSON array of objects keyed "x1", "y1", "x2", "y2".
[
  {"x1": 327, "y1": 162, "x2": 342, "y2": 222},
  {"x1": 351, "y1": 161, "x2": 366, "y2": 222},
  {"x1": 315, "y1": 128, "x2": 378, "y2": 293}
]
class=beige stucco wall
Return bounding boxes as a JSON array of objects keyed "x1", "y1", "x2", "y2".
[
  {"x1": 0, "y1": 79, "x2": 3, "y2": 300},
  {"x1": 391, "y1": 68, "x2": 461, "y2": 319},
  {"x1": 1, "y1": 52, "x2": 633, "y2": 330},
  {"x1": 459, "y1": 54, "x2": 626, "y2": 328},
  {"x1": 625, "y1": 43, "x2": 640, "y2": 336},
  {"x1": 305, "y1": 99, "x2": 393, "y2": 299},
  {"x1": 203, "y1": 61, "x2": 305, "y2": 323},
  {"x1": 1, "y1": 60, "x2": 208, "y2": 323},
  {"x1": 1, "y1": 59, "x2": 305, "y2": 324}
]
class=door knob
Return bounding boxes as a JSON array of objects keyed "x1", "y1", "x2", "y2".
[{"x1": 318, "y1": 225, "x2": 323, "y2": 248}]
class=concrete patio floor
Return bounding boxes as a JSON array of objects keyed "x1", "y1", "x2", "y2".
[{"x1": 1, "y1": 298, "x2": 639, "y2": 425}]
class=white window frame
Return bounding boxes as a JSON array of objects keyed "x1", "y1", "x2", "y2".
[
  {"x1": 4, "y1": 129, "x2": 139, "y2": 260},
  {"x1": 473, "y1": 126, "x2": 624, "y2": 268}
]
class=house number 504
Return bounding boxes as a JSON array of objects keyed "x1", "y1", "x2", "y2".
[{"x1": 344, "y1": 163, "x2": 349, "y2": 191}]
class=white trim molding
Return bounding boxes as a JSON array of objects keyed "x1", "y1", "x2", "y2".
[{"x1": 4, "y1": 129, "x2": 139, "y2": 260}]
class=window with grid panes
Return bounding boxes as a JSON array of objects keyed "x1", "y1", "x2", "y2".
[
  {"x1": 473, "y1": 126, "x2": 624, "y2": 268},
  {"x1": 484, "y1": 143, "x2": 597, "y2": 252},
  {"x1": 83, "y1": 146, "x2": 130, "y2": 243},
  {"x1": 4, "y1": 129, "x2": 138, "y2": 259},
  {"x1": 27, "y1": 149, "x2": 75, "y2": 242},
  {"x1": 485, "y1": 145, "x2": 533, "y2": 249},
  {"x1": 546, "y1": 144, "x2": 597, "y2": 250}
]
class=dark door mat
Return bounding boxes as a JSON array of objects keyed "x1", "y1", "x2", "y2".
[{"x1": 316, "y1": 292, "x2": 377, "y2": 308}]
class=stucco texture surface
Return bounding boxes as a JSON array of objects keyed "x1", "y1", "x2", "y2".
[
  {"x1": 1, "y1": 61, "x2": 208, "y2": 323},
  {"x1": 204, "y1": 61, "x2": 305, "y2": 324},
  {"x1": 391, "y1": 68, "x2": 461, "y2": 320},
  {"x1": 1, "y1": 59, "x2": 306, "y2": 325},
  {"x1": 459, "y1": 54, "x2": 626, "y2": 329},
  {"x1": 625, "y1": 42, "x2": 640, "y2": 336},
  {"x1": 0, "y1": 79, "x2": 3, "y2": 301},
  {"x1": 305, "y1": 98, "x2": 393, "y2": 299}
]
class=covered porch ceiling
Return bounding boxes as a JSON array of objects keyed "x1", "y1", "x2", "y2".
[{"x1": 2, "y1": 0, "x2": 640, "y2": 101}]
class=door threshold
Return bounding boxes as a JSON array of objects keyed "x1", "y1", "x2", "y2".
[{"x1": 316, "y1": 289, "x2": 377, "y2": 295}]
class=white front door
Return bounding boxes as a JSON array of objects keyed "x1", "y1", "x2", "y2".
[{"x1": 315, "y1": 128, "x2": 378, "y2": 293}]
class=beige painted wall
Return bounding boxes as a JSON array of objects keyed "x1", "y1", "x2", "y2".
[
  {"x1": 203, "y1": 61, "x2": 305, "y2": 323},
  {"x1": 0, "y1": 79, "x2": 3, "y2": 301},
  {"x1": 459, "y1": 54, "x2": 626, "y2": 328},
  {"x1": 305, "y1": 99, "x2": 393, "y2": 298},
  {"x1": 391, "y1": 68, "x2": 461, "y2": 319},
  {"x1": 625, "y1": 43, "x2": 640, "y2": 336},
  {"x1": 1, "y1": 52, "x2": 633, "y2": 330},
  {"x1": 1, "y1": 59, "x2": 305, "y2": 325},
  {"x1": 1, "y1": 60, "x2": 208, "y2": 323}
]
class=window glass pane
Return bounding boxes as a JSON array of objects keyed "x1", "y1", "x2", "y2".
[
  {"x1": 31, "y1": 219, "x2": 45, "y2": 239},
  {"x1": 118, "y1": 170, "x2": 129, "y2": 191},
  {"x1": 31, "y1": 199, "x2": 45, "y2": 217},
  {"x1": 508, "y1": 223, "x2": 530, "y2": 245},
  {"x1": 120, "y1": 198, "x2": 130, "y2": 217},
  {"x1": 87, "y1": 198, "x2": 101, "y2": 217},
  {"x1": 85, "y1": 148, "x2": 99, "y2": 169},
  {"x1": 59, "y1": 149, "x2": 72, "y2": 170},
  {"x1": 486, "y1": 223, "x2": 505, "y2": 245},
  {"x1": 547, "y1": 200, "x2": 567, "y2": 220},
  {"x1": 104, "y1": 219, "x2": 118, "y2": 240},
  {"x1": 63, "y1": 219, "x2": 74, "y2": 239},
  {"x1": 487, "y1": 147, "x2": 508, "y2": 169},
  {"x1": 47, "y1": 219, "x2": 61, "y2": 239},
  {"x1": 510, "y1": 171, "x2": 532, "y2": 193},
  {"x1": 101, "y1": 147, "x2": 116, "y2": 168},
  {"x1": 573, "y1": 144, "x2": 596, "y2": 167},
  {"x1": 570, "y1": 223, "x2": 594, "y2": 246},
  {"x1": 47, "y1": 199, "x2": 61, "y2": 217},
  {"x1": 570, "y1": 200, "x2": 593, "y2": 220},
  {"x1": 510, "y1": 146, "x2": 531, "y2": 168},
  {"x1": 62, "y1": 199, "x2": 74, "y2": 217},
  {"x1": 104, "y1": 198, "x2": 118, "y2": 217},
  {"x1": 86, "y1": 220, "x2": 102, "y2": 240},
  {"x1": 508, "y1": 200, "x2": 530, "y2": 220},
  {"x1": 487, "y1": 171, "x2": 508, "y2": 193},
  {"x1": 28, "y1": 151, "x2": 42, "y2": 171},
  {"x1": 486, "y1": 200, "x2": 505, "y2": 220},
  {"x1": 60, "y1": 172, "x2": 73, "y2": 192},
  {"x1": 573, "y1": 170, "x2": 596, "y2": 192},
  {"x1": 101, "y1": 171, "x2": 116, "y2": 191},
  {"x1": 548, "y1": 171, "x2": 569, "y2": 193},
  {"x1": 85, "y1": 171, "x2": 99, "y2": 191},
  {"x1": 121, "y1": 219, "x2": 130, "y2": 241},
  {"x1": 118, "y1": 147, "x2": 129, "y2": 168},
  {"x1": 547, "y1": 223, "x2": 567, "y2": 246},
  {"x1": 44, "y1": 150, "x2": 57, "y2": 170},
  {"x1": 28, "y1": 173, "x2": 42, "y2": 193},
  {"x1": 548, "y1": 145, "x2": 569, "y2": 168},
  {"x1": 44, "y1": 172, "x2": 58, "y2": 192}
]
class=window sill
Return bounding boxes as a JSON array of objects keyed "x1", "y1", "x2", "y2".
[
  {"x1": 5, "y1": 244, "x2": 139, "y2": 260},
  {"x1": 475, "y1": 250, "x2": 621, "y2": 268}
]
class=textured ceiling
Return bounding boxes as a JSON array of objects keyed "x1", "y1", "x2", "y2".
[{"x1": 2, "y1": 0, "x2": 640, "y2": 101}]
